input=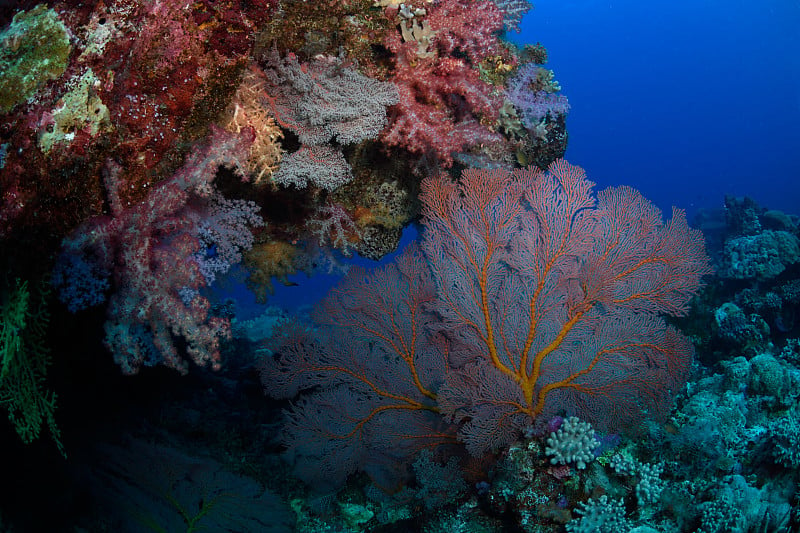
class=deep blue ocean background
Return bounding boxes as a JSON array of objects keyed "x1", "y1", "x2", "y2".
[
  {"x1": 519, "y1": 0, "x2": 800, "y2": 216},
  {"x1": 234, "y1": 0, "x2": 800, "y2": 317}
]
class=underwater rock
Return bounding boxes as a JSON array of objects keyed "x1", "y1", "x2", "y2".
[
  {"x1": 748, "y1": 352, "x2": 799, "y2": 408},
  {"x1": 714, "y1": 302, "x2": 770, "y2": 348},
  {"x1": 721, "y1": 230, "x2": 800, "y2": 281}
]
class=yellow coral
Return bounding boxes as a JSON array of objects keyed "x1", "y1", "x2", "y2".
[
  {"x1": 244, "y1": 241, "x2": 298, "y2": 303},
  {"x1": 221, "y1": 66, "x2": 284, "y2": 185},
  {"x1": 479, "y1": 54, "x2": 516, "y2": 86},
  {"x1": 355, "y1": 181, "x2": 410, "y2": 231}
]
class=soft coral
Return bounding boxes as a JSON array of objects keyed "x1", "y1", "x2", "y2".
[{"x1": 381, "y1": 0, "x2": 506, "y2": 167}]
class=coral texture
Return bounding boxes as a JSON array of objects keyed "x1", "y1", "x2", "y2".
[
  {"x1": 55, "y1": 128, "x2": 261, "y2": 374},
  {"x1": 262, "y1": 159, "x2": 710, "y2": 490},
  {"x1": 428, "y1": 160, "x2": 710, "y2": 454}
]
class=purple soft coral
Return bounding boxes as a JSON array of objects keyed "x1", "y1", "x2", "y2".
[{"x1": 507, "y1": 64, "x2": 570, "y2": 129}]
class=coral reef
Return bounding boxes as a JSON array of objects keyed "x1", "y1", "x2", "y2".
[
  {"x1": 0, "y1": 0, "x2": 570, "y2": 307},
  {"x1": 12, "y1": 2, "x2": 793, "y2": 533},
  {"x1": 247, "y1": 199, "x2": 799, "y2": 533},
  {"x1": 260, "y1": 160, "x2": 710, "y2": 510},
  {"x1": 0, "y1": 5, "x2": 72, "y2": 114}
]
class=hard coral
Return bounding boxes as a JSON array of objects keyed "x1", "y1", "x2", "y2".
[{"x1": 722, "y1": 230, "x2": 800, "y2": 281}]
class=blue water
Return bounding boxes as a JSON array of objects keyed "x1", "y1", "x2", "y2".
[
  {"x1": 238, "y1": 0, "x2": 800, "y2": 316},
  {"x1": 518, "y1": 0, "x2": 800, "y2": 216},
  {"x1": 224, "y1": 227, "x2": 420, "y2": 317}
]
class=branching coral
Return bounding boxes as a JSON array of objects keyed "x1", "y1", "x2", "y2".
[{"x1": 0, "y1": 279, "x2": 62, "y2": 455}]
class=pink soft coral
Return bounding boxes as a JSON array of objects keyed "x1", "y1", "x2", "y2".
[{"x1": 381, "y1": 0, "x2": 506, "y2": 167}]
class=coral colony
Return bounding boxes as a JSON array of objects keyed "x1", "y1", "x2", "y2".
[{"x1": 0, "y1": 1, "x2": 797, "y2": 532}]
